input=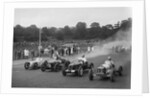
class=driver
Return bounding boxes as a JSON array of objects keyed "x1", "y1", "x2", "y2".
[
  {"x1": 78, "y1": 55, "x2": 87, "y2": 64},
  {"x1": 102, "y1": 56, "x2": 114, "y2": 69},
  {"x1": 35, "y1": 57, "x2": 43, "y2": 62}
]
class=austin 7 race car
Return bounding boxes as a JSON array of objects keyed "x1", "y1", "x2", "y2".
[
  {"x1": 24, "y1": 57, "x2": 44, "y2": 70},
  {"x1": 41, "y1": 58, "x2": 70, "y2": 72},
  {"x1": 88, "y1": 63, "x2": 123, "y2": 82},
  {"x1": 62, "y1": 60, "x2": 94, "y2": 77}
]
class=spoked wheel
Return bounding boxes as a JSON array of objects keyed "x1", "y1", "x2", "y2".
[
  {"x1": 89, "y1": 63, "x2": 94, "y2": 69},
  {"x1": 54, "y1": 63, "x2": 59, "y2": 72},
  {"x1": 41, "y1": 66, "x2": 46, "y2": 72},
  {"x1": 118, "y1": 66, "x2": 123, "y2": 76},
  {"x1": 110, "y1": 70, "x2": 115, "y2": 82},
  {"x1": 78, "y1": 66, "x2": 83, "y2": 77},
  {"x1": 41, "y1": 62, "x2": 47, "y2": 72},
  {"x1": 34, "y1": 63, "x2": 38, "y2": 69},
  {"x1": 62, "y1": 66, "x2": 67, "y2": 76},
  {"x1": 110, "y1": 75, "x2": 115, "y2": 82},
  {"x1": 89, "y1": 69, "x2": 94, "y2": 81},
  {"x1": 24, "y1": 62, "x2": 30, "y2": 70}
]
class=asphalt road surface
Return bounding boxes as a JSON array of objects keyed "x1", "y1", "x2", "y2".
[{"x1": 12, "y1": 52, "x2": 131, "y2": 89}]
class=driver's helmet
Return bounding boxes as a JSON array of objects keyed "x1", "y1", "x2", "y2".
[
  {"x1": 108, "y1": 56, "x2": 111, "y2": 60},
  {"x1": 82, "y1": 55, "x2": 85, "y2": 58}
]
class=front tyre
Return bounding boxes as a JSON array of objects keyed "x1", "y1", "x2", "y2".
[
  {"x1": 24, "y1": 62, "x2": 30, "y2": 70},
  {"x1": 41, "y1": 66, "x2": 46, "y2": 72}
]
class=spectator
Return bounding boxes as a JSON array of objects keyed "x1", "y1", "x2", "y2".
[
  {"x1": 44, "y1": 48, "x2": 49, "y2": 55},
  {"x1": 31, "y1": 49, "x2": 35, "y2": 59},
  {"x1": 24, "y1": 48, "x2": 29, "y2": 59},
  {"x1": 91, "y1": 46, "x2": 94, "y2": 51},
  {"x1": 87, "y1": 46, "x2": 91, "y2": 52}
]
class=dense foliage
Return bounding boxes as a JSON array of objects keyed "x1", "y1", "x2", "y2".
[{"x1": 14, "y1": 18, "x2": 132, "y2": 42}]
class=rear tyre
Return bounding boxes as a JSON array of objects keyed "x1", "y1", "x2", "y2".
[
  {"x1": 24, "y1": 62, "x2": 30, "y2": 70},
  {"x1": 110, "y1": 70, "x2": 115, "y2": 82},
  {"x1": 41, "y1": 66, "x2": 46, "y2": 72},
  {"x1": 78, "y1": 66, "x2": 83, "y2": 77},
  {"x1": 89, "y1": 63, "x2": 94, "y2": 69},
  {"x1": 41, "y1": 61, "x2": 48, "y2": 72},
  {"x1": 54, "y1": 63, "x2": 59, "y2": 72},
  {"x1": 34, "y1": 63, "x2": 38, "y2": 69},
  {"x1": 110, "y1": 76, "x2": 115, "y2": 82},
  {"x1": 118, "y1": 66, "x2": 123, "y2": 76},
  {"x1": 89, "y1": 69, "x2": 94, "y2": 81},
  {"x1": 62, "y1": 67, "x2": 66, "y2": 76}
]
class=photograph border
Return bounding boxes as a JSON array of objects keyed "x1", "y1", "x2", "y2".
[{"x1": 1, "y1": 0, "x2": 144, "y2": 95}]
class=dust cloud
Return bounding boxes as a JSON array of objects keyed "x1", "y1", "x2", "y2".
[{"x1": 85, "y1": 28, "x2": 132, "y2": 59}]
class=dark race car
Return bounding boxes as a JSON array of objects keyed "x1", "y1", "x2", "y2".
[
  {"x1": 24, "y1": 57, "x2": 44, "y2": 70},
  {"x1": 88, "y1": 63, "x2": 123, "y2": 82},
  {"x1": 41, "y1": 58, "x2": 70, "y2": 72},
  {"x1": 62, "y1": 60, "x2": 94, "y2": 77}
]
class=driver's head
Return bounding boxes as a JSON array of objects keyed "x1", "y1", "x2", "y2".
[
  {"x1": 82, "y1": 55, "x2": 85, "y2": 58},
  {"x1": 108, "y1": 56, "x2": 111, "y2": 61}
]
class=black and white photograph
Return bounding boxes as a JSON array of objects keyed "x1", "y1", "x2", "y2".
[{"x1": 12, "y1": 7, "x2": 132, "y2": 89}]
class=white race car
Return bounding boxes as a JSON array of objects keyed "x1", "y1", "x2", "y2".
[
  {"x1": 24, "y1": 57, "x2": 44, "y2": 70},
  {"x1": 89, "y1": 63, "x2": 123, "y2": 82}
]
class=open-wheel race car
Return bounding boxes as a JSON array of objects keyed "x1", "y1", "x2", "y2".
[
  {"x1": 62, "y1": 60, "x2": 94, "y2": 77},
  {"x1": 88, "y1": 63, "x2": 123, "y2": 82},
  {"x1": 41, "y1": 58, "x2": 70, "y2": 72},
  {"x1": 24, "y1": 57, "x2": 44, "y2": 70}
]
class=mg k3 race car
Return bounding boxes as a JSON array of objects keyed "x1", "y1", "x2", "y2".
[
  {"x1": 88, "y1": 62, "x2": 123, "y2": 82},
  {"x1": 62, "y1": 60, "x2": 94, "y2": 77},
  {"x1": 24, "y1": 57, "x2": 44, "y2": 70},
  {"x1": 41, "y1": 57, "x2": 70, "y2": 72}
]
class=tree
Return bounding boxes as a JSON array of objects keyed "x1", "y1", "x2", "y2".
[
  {"x1": 14, "y1": 25, "x2": 25, "y2": 42},
  {"x1": 75, "y1": 22, "x2": 87, "y2": 39},
  {"x1": 105, "y1": 24, "x2": 113, "y2": 30},
  {"x1": 55, "y1": 28, "x2": 64, "y2": 40},
  {"x1": 90, "y1": 22, "x2": 100, "y2": 28},
  {"x1": 63, "y1": 25, "x2": 72, "y2": 39},
  {"x1": 41, "y1": 27, "x2": 49, "y2": 41},
  {"x1": 13, "y1": 18, "x2": 132, "y2": 42},
  {"x1": 114, "y1": 21, "x2": 120, "y2": 29},
  {"x1": 24, "y1": 24, "x2": 39, "y2": 41},
  {"x1": 88, "y1": 22, "x2": 101, "y2": 39},
  {"x1": 120, "y1": 18, "x2": 132, "y2": 30}
]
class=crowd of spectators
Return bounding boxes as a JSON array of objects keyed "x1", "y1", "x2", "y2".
[{"x1": 13, "y1": 41, "x2": 94, "y2": 60}]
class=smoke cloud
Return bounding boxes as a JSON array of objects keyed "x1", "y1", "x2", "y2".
[{"x1": 85, "y1": 27, "x2": 132, "y2": 59}]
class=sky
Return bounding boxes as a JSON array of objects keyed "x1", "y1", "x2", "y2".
[{"x1": 14, "y1": 8, "x2": 132, "y2": 28}]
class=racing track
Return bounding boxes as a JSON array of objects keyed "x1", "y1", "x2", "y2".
[{"x1": 12, "y1": 52, "x2": 131, "y2": 89}]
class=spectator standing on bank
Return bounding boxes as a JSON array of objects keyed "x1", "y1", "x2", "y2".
[
  {"x1": 71, "y1": 47, "x2": 73, "y2": 55},
  {"x1": 87, "y1": 46, "x2": 91, "y2": 52},
  {"x1": 91, "y1": 46, "x2": 94, "y2": 52},
  {"x1": 18, "y1": 50, "x2": 21, "y2": 59},
  {"x1": 24, "y1": 48, "x2": 29, "y2": 59},
  {"x1": 31, "y1": 49, "x2": 35, "y2": 60},
  {"x1": 64, "y1": 47, "x2": 67, "y2": 56},
  {"x1": 44, "y1": 48, "x2": 49, "y2": 55},
  {"x1": 77, "y1": 46, "x2": 80, "y2": 54}
]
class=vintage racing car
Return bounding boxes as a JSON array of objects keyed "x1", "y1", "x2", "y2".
[
  {"x1": 24, "y1": 57, "x2": 44, "y2": 70},
  {"x1": 41, "y1": 58, "x2": 70, "y2": 72},
  {"x1": 88, "y1": 63, "x2": 123, "y2": 82},
  {"x1": 62, "y1": 60, "x2": 94, "y2": 77}
]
